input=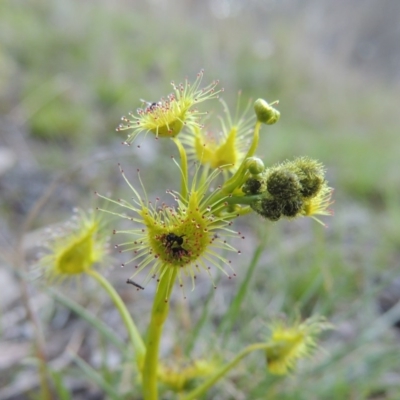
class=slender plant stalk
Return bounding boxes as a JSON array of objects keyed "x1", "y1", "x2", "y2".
[
  {"x1": 182, "y1": 343, "x2": 268, "y2": 400},
  {"x1": 142, "y1": 269, "x2": 178, "y2": 400},
  {"x1": 225, "y1": 194, "x2": 263, "y2": 206},
  {"x1": 218, "y1": 241, "x2": 265, "y2": 339},
  {"x1": 19, "y1": 280, "x2": 53, "y2": 400},
  {"x1": 86, "y1": 269, "x2": 146, "y2": 364},
  {"x1": 172, "y1": 138, "x2": 188, "y2": 199}
]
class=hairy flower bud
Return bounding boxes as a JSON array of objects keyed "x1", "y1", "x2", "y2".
[
  {"x1": 291, "y1": 157, "x2": 325, "y2": 198},
  {"x1": 266, "y1": 170, "x2": 301, "y2": 200},
  {"x1": 242, "y1": 177, "x2": 264, "y2": 195},
  {"x1": 281, "y1": 197, "x2": 303, "y2": 217},
  {"x1": 260, "y1": 198, "x2": 283, "y2": 221}
]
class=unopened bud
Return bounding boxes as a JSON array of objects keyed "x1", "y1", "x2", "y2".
[
  {"x1": 254, "y1": 99, "x2": 280, "y2": 125},
  {"x1": 245, "y1": 157, "x2": 265, "y2": 175}
]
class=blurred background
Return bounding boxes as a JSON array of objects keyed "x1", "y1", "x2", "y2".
[{"x1": 1, "y1": 0, "x2": 400, "y2": 399}]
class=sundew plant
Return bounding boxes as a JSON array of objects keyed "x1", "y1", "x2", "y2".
[{"x1": 38, "y1": 70, "x2": 333, "y2": 399}]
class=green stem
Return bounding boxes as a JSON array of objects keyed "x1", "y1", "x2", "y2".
[
  {"x1": 234, "y1": 206, "x2": 253, "y2": 217},
  {"x1": 182, "y1": 343, "x2": 268, "y2": 400},
  {"x1": 225, "y1": 194, "x2": 263, "y2": 206},
  {"x1": 199, "y1": 163, "x2": 210, "y2": 189},
  {"x1": 172, "y1": 138, "x2": 188, "y2": 199},
  {"x1": 86, "y1": 269, "x2": 146, "y2": 365},
  {"x1": 216, "y1": 206, "x2": 253, "y2": 223},
  {"x1": 142, "y1": 269, "x2": 178, "y2": 400}
]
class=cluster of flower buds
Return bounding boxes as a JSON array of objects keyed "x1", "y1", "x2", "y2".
[{"x1": 242, "y1": 157, "x2": 332, "y2": 223}]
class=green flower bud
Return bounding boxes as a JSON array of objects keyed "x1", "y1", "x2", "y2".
[
  {"x1": 260, "y1": 198, "x2": 282, "y2": 221},
  {"x1": 244, "y1": 157, "x2": 265, "y2": 175},
  {"x1": 254, "y1": 99, "x2": 280, "y2": 125},
  {"x1": 267, "y1": 170, "x2": 301, "y2": 200},
  {"x1": 288, "y1": 157, "x2": 326, "y2": 199},
  {"x1": 242, "y1": 177, "x2": 264, "y2": 195},
  {"x1": 281, "y1": 198, "x2": 303, "y2": 217},
  {"x1": 300, "y1": 175, "x2": 324, "y2": 198}
]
